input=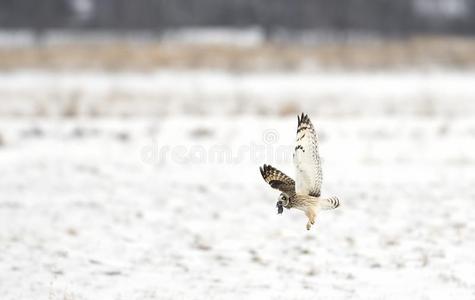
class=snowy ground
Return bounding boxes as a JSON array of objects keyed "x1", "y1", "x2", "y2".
[
  {"x1": 1, "y1": 71, "x2": 475, "y2": 117},
  {"x1": 0, "y1": 115, "x2": 474, "y2": 299}
]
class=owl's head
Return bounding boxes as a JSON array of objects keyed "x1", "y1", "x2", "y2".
[{"x1": 276, "y1": 193, "x2": 290, "y2": 214}]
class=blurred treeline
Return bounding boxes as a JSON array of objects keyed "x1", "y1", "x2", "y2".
[{"x1": 0, "y1": 0, "x2": 474, "y2": 37}]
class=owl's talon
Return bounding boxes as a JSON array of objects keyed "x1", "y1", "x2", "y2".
[{"x1": 306, "y1": 223, "x2": 311, "y2": 230}]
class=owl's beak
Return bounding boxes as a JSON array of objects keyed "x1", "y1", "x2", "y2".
[{"x1": 276, "y1": 201, "x2": 283, "y2": 214}]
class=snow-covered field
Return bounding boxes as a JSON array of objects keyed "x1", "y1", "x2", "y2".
[
  {"x1": 1, "y1": 113, "x2": 474, "y2": 299},
  {"x1": 1, "y1": 71, "x2": 475, "y2": 117}
]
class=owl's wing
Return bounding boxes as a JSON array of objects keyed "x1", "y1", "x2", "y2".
[
  {"x1": 293, "y1": 113, "x2": 322, "y2": 197},
  {"x1": 259, "y1": 164, "x2": 295, "y2": 194}
]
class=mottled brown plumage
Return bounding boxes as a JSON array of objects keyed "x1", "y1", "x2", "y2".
[
  {"x1": 259, "y1": 164, "x2": 295, "y2": 195},
  {"x1": 260, "y1": 113, "x2": 340, "y2": 230}
]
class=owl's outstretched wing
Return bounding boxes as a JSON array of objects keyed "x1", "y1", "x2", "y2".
[
  {"x1": 293, "y1": 113, "x2": 322, "y2": 197},
  {"x1": 259, "y1": 164, "x2": 295, "y2": 194}
]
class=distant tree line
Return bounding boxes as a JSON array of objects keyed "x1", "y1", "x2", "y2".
[{"x1": 0, "y1": 0, "x2": 474, "y2": 36}]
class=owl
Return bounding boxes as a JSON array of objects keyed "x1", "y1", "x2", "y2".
[{"x1": 260, "y1": 113, "x2": 340, "y2": 230}]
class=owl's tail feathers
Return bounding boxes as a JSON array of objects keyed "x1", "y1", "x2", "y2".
[{"x1": 319, "y1": 196, "x2": 340, "y2": 210}]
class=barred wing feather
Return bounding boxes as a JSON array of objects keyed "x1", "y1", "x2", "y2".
[
  {"x1": 293, "y1": 113, "x2": 323, "y2": 197},
  {"x1": 259, "y1": 164, "x2": 295, "y2": 194}
]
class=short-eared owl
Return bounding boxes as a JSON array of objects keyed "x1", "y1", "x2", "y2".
[{"x1": 260, "y1": 113, "x2": 340, "y2": 230}]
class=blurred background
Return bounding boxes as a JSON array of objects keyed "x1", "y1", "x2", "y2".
[
  {"x1": 0, "y1": 0, "x2": 475, "y2": 116},
  {"x1": 1, "y1": 1, "x2": 475, "y2": 300}
]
